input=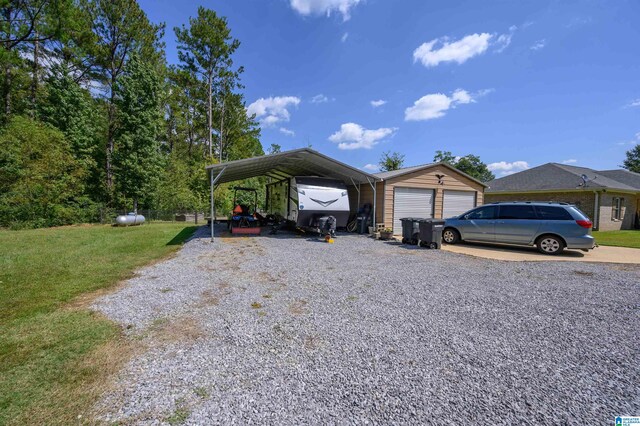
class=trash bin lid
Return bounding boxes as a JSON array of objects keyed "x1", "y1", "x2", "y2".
[
  {"x1": 418, "y1": 218, "x2": 446, "y2": 224},
  {"x1": 400, "y1": 217, "x2": 425, "y2": 221}
]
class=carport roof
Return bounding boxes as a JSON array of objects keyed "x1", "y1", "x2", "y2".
[{"x1": 206, "y1": 148, "x2": 380, "y2": 185}]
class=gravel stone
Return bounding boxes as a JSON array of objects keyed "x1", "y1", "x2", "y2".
[{"x1": 92, "y1": 225, "x2": 640, "y2": 425}]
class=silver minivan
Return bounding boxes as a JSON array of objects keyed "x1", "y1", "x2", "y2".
[{"x1": 442, "y1": 202, "x2": 596, "y2": 255}]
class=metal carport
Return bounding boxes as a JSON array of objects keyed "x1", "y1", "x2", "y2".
[{"x1": 206, "y1": 148, "x2": 381, "y2": 241}]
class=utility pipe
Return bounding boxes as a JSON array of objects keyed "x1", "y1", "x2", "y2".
[{"x1": 593, "y1": 190, "x2": 599, "y2": 231}]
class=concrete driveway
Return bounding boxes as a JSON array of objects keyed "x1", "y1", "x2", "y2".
[{"x1": 442, "y1": 242, "x2": 640, "y2": 263}]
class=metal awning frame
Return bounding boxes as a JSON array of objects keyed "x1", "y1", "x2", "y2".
[{"x1": 207, "y1": 149, "x2": 382, "y2": 242}]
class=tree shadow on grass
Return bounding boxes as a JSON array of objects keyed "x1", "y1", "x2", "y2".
[{"x1": 166, "y1": 226, "x2": 199, "y2": 246}]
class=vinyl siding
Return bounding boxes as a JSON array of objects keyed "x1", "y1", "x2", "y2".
[{"x1": 382, "y1": 165, "x2": 485, "y2": 229}]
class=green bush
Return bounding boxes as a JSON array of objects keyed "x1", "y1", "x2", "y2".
[{"x1": 0, "y1": 116, "x2": 92, "y2": 228}]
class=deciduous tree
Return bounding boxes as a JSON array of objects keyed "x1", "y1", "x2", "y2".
[
  {"x1": 622, "y1": 145, "x2": 640, "y2": 173},
  {"x1": 0, "y1": 116, "x2": 86, "y2": 228},
  {"x1": 434, "y1": 150, "x2": 495, "y2": 182},
  {"x1": 379, "y1": 151, "x2": 405, "y2": 172}
]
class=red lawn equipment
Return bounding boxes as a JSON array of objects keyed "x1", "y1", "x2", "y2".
[{"x1": 229, "y1": 187, "x2": 262, "y2": 235}]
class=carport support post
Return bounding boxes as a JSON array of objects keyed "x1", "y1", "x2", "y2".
[
  {"x1": 366, "y1": 177, "x2": 377, "y2": 228},
  {"x1": 210, "y1": 167, "x2": 226, "y2": 242}
]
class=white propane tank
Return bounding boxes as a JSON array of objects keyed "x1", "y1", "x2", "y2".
[{"x1": 115, "y1": 213, "x2": 146, "y2": 226}]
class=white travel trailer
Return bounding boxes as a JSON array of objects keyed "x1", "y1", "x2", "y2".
[{"x1": 266, "y1": 176, "x2": 350, "y2": 230}]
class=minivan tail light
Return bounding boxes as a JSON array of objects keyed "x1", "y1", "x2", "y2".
[{"x1": 576, "y1": 220, "x2": 592, "y2": 229}]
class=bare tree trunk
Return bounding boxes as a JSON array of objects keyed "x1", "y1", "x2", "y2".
[
  {"x1": 31, "y1": 34, "x2": 39, "y2": 118},
  {"x1": 3, "y1": 8, "x2": 12, "y2": 119},
  {"x1": 106, "y1": 72, "x2": 116, "y2": 199},
  {"x1": 219, "y1": 96, "x2": 225, "y2": 163},
  {"x1": 3, "y1": 65, "x2": 11, "y2": 118},
  {"x1": 133, "y1": 198, "x2": 138, "y2": 215},
  {"x1": 207, "y1": 72, "x2": 212, "y2": 158}
]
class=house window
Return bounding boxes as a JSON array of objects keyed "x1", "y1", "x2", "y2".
[{"x1": 612, "y1": 197, "x2": 624, "y2": 221}]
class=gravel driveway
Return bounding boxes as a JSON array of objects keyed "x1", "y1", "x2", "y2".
[{"x1": 93, "y1": 225, "x2": 639, "y2": 425}]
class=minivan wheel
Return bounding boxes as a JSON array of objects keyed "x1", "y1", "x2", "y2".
[
  {"x1": 442, "y1": 228, "x2": 460, "y2": 244},
  {"x1": 536, "y1": 235, "x2": 564, "y2": 255}
]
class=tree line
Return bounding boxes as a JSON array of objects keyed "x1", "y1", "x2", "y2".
[
  {"x1": 378, "y1": 150, "x2": 496, "y2": 182},
  {"x1": 0, "y1": 0, "x2": 262, "y2": 228}
]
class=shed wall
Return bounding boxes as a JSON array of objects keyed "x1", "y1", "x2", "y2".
[{"x1": 382, "y1": 165, "x2": 485, "y2": 229}]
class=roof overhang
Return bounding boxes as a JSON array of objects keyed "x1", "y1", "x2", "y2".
[
  {"x1": 485, "y1": 188, "x2": 640, "y2": 195},
  {"x1": 376, "y1": 162, "x2": 489, "y2": 188},
  {"x1": 206, "y1": 148, "x2": 380, "y2": 185}
]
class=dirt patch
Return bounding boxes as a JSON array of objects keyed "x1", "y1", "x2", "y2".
[
  {"x1": 288, "y1": 299, "x2": 309, "y2": 316},
  {"x1": 303, "y1": 334, "x2": 323, "y2": 350},
  {"x1": 148, "y1": 317, "x2": 207, "y2": 345},
  {"x1": 198, "y1": 289, "x2": 221, "y2": 306},
  {"x1": 195, "y1": 282, "x2": 233, "y2": 308},
  {"x1": 257, "y1": 271, "x2": 275, "y2": 283}
]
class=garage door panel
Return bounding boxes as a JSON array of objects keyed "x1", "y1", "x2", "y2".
[
  {"x1": 443, "y1": 190, "x2": 476, "y2": 219},
  {"x1": 393, "y1": 187, "x2": 434, "y2": 235}
]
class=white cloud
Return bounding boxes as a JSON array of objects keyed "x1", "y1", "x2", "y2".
[
  {"x1": 488, "y1": 161, "x2": 530, "y2": 176},
  {"x1": 616, "y1": 132, "x2": 640, "y2": 146},
  {"x1": 561, "y1": 159, "x2": 577, "y2": 164},
  {"x1": 413, "y1": 33, "x2": 492, "y2": 67},
  {"x1": 404, "y1": 88, "x2": 488, "y2": 121},
  {"x1": 370, "y1": 99, "x2": 386, "y2": 108},
  {"x1": 495, "y1": 26, "x2": 517, "y2": 52},
  {"x1": 413, "y1": 27, "x2": 519, "y2": 67},
  {"x1": 311, "y1": 94, "x2": 330, "y2": 104},
  {"x1": 247, "y1": 96, "x2": 301, "y2": 127},
  {"x1": 363, "y1": 163, "x2": 378, "y2": 171},
  {"x1": 289, "y1": 0, "x2": 362, "y2": 21},
  {"x1": 628, "y1": 99, "x2": 640, "y2": 107},
  {"x1": 279, "y1": 127, "x2": 295, "y2": 136},
  {"x1": 341, "y1": 32, "x2": 349, "y2": 42},
  {"x1": 530, "y1": 39, "x2": 546, "y2": 50},
  {"x1": 328, "y1": 122, "x2": 397, "y2": 150},
  {"x1": 566, "y1": 16, "x2": 592, "y2": 28}
]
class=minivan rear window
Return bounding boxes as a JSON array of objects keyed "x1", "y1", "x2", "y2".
[
  {"x1": 536, "y1": 206, "x2": 573, "y2": 220},
  {"x1": 497, "y1": 205, "x2": 537, "y2": 220}
]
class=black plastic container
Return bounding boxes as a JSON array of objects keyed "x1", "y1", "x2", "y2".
[
  {"x1": 418, "y1": 219, "x2": 446, "y2": 249},
  {"x1": 400, "y1": 217, "x2": 423, "y2": 244}
]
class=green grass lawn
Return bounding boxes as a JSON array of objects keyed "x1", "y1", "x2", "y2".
[
  {"x1": 0, "y1": 222, "x2": 197, "y2": 425},
  {"x1": 592, "y1": 230, "x2": 640, "y2": 249}
]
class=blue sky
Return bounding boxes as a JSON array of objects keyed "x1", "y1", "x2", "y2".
[{"x1": 140, "y1": 0, "x2": 640, "y2": 176}]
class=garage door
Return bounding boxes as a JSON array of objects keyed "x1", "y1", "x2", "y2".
[
  {"x1": 443, "y1": 190, "x2": 476, "y2": 218},
  {"x1": 393, "y1": 187, "x2": 433, "y2": 235}
]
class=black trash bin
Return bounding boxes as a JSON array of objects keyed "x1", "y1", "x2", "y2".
[
  {"x1": 418, "y1": 219, "x2": 446, "y2": 249},
  {"x1": 357, "y1": 216, "x2": 368, "y2": 234},
  {"x1": 400, "y1": 217, "x2": 423, "y2": 244}
]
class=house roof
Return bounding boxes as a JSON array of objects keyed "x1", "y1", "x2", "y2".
[
  {"x1": 486, "y1": 163, "x2": 640, "y2": 193},
  {"x1": 598, "y1": 169, "x2": 640, "y2": 189},
  {"x1": 374, "y1": 162, "x2": 489, "y2": 187},
  {"x1": 205, "y1": 148, "x2": 380, "y2": 185}
]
